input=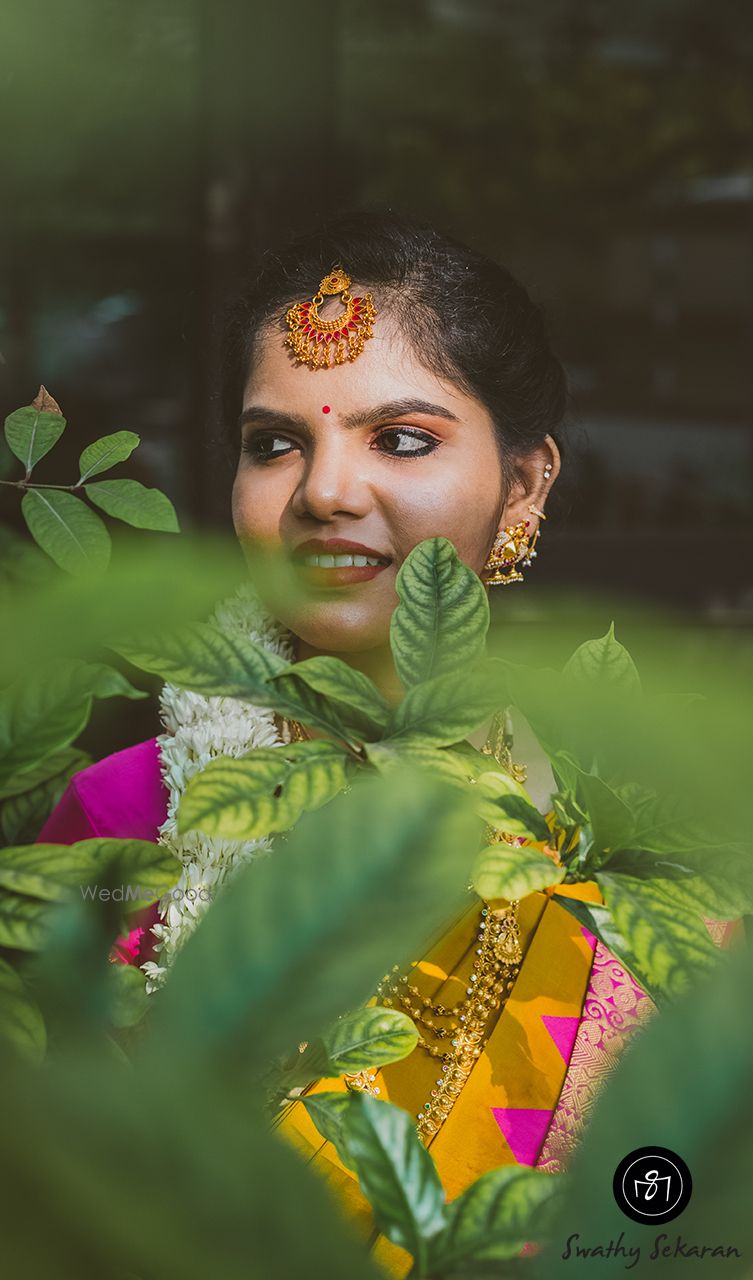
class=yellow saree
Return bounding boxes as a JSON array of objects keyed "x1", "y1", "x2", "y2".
[{"x1": 277, "y1": 880, "x2": 646, "y2": 1277}]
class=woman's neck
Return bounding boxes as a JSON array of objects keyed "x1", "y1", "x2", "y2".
[{"x1": 293, "y1": 636, "x2": 404, "y2": 705}]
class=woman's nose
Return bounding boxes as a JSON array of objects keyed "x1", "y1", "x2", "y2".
[{"x1": 291, "y1": 438, "x2": 371, "y2": 521}]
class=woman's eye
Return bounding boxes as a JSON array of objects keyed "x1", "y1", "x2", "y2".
[
  {"x1": 242, "y1": 433, "x2": 297, "y2": 461},
  {"x1": 374, "y1": 427, "x2": 438, "y2": 457}
]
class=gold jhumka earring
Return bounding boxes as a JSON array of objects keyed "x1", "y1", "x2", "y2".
[
  {"x1": 285, "y1": 267, "x2": 377, "y2": 370},
  {"x1": 482, "y1": 503, "x2": 547, "y2": 586}
]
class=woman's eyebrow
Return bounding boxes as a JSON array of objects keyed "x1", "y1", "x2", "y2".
[
  {"x1": 340, "y1": 398, "x2": 459, "y2": 429},
  {"x1": 238, "y1": 406, "x2": 309, "y2": 431}
]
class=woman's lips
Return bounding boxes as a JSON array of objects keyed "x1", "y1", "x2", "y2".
[
  {"x1": 299, "y1": 561, "x2": 389, "y2": 587},
  {"x1": 292, "y1": 539, "x2": 392, "y2": 588}
]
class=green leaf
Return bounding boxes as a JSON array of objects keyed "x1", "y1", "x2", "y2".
[
  {"x1": 430, "y1": 1165, "x2": 562, "y2": 1269},
  {"x1": 270, "y1": 656, "x2": 391, "y2": 739},
  {"x1": 0, "y1": 750, "x2": 89, "y2": 845},
  {"x1": 21, "y1": 488, "x2": 111, "y2": 575},
  {"x1": 177, "y1": 740, "x2": 353, "y2": 840},
  {"x1": 299, "y1": 1092, "x2": 355, "y2": 1169},
  {"x1": 85, "y1": 478, "x2": 179, "y2": 532},
  {"x1": 473, "y1": 842, "x2": 565, "y2": 901},
  {"x1": 344, "y1": 1093, "x2": 446, "y2": 1271},
  {"x1": 0, "y1": 762, "x2": 73, "y2": 844},
  {"x1": 387, "y1": 661, "x2": 501, "y2": 748},
  {"x1": 107, "y1": 963, "x2": 150, "y2": 1029},
  {"x1": 4, "y1": 404, "x2": 66, "y2": 472},
  {"x1": 0, "y1": 893, "x2": 56, "y2": 950},
  {"x1": 627, "y1": 792, "x2": 736, "y2": 857},
  {"x1": 260, "y1": 670, "x2": 353, "y2": 743},
  {"x1": 575, "y1": 769, "x2": 635, "y2": 860},
  {"x1": 0, "y1": 957, "x2": 46, "y2": 1064},
  {"x1": 0, "y1": 838, "x2": 179, "y2": 900},
  {"x1": 115, "y1": 621, "x2": 288, "y2": 700},
  {"x1": 147, "y1": 771, "x2": 480, "y2": 1073},
  {"x1": 323, "y1": 1007, "x2": 418, "y2": 1073},
  {"x1": 596, "y1": 872, "x2": 720, "y2": 1003},
  {"x1": 473, "y1": 770, "x2": 552, "y2": 840},
  {"x1": 0, "y1": 1049, "x2": 383, "y2": 1280},
  {"x1": 563, "y1": 622, "x2": 641, "y2": 693},
  {"x1": 0, "y1": 660, "x2": 144, "y2": 790},
  {"x1": 0, "y1": 745, "x2": 89, "y2": 801},
  {"x1": 78, "y1": 430, "x2": 140, "y2": 481},
  {"x1": 390, "y1": 537, "x2": 489, "y2": 689},
  {"x1": 365, "y1": 740, "x2": 475, "y2": 793},
  {"x1": 607, "y1": 846, "x2": 753, "y2": 920}
]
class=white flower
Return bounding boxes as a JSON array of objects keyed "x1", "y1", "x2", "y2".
[{"x1": 141, "y1": 582, "x2": 293, "y2": 991}]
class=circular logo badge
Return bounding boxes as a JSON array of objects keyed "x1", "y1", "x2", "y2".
[{"x1": 613, "y1": 1147, "x2": 692, "y2": 1224}]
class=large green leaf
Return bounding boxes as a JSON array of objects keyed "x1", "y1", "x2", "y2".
[
  {"x1": 596, "y1": 872, "x2": 720, "y2": 1003},
  {"x1": 575, "y1": 769, "x2": 635, "y2": 860},
  {"x1": 147, "y1": 772, "x2": 480, "y2": 1073},
  {"x1": 0, "y1": 893, "x2": 56, "y2": 950},
  {"x1": 298, "y1": 1092, "x2": 355, "y2": 1168},
  {"x1": 0, "y1": 1049, "x2": 382, "y2": 1280},
  {"x1": 0, "y1": 838, "x2": 179, "y2": 900},
  {"x1": 85, "y1": 477, "x2": 179, "y2": 532},
  {"x1": 563, "y1": 622, "x2": 641, "y2": 693},
  {"x1": 366, "y1": 740, "x2": 475, "y2": 792},
  {"x1": 269, "y1": 655, "x2": 391, "y2": 739},
  {"x1": 77, "y1": 430, "x2": 140, "y2": 481},
  {"x1": 387, "y1": 661, "x2": 501, "y2": 748},
  {"x1": 473, "y1": 842, "x2": 565, "y2": 901},
  {"x1": 107, "y1": 963, "x2": 150, "y2": 1029},
  {"x1": 323, "y1": 1007, "x2": 418, "y2": 1073},
  {"x1": 0, "y1": 660, "x2": 144, "y2": 790},
  {"x1": 0, "y1": 957, "x2": 46, "y2": 1064},
  {"x1": 344, "y1": 1093, "x2": 446, "y2": 1272},
  {"x1": 0, "y1": 745, "x2": 89, "y2": 801},
  {"x1": 115, "y1": 621, "x2": 288, "y2": 700},
  {"x1": 0, "y1": 749, "x2": 89, "y2": 844},
  {"x1": 4, "y1": 404, "x2": 66, "y2": 472},
  {"x1": 390, "y1": 538, "x2": 489, "y2": 689},
  {"x1": 260, "y1": 669, "x2": 356, "y2": 743},
  {"x1": 177, "y1": 740, "x2": 352, "y2": 840},
  {"x1": 21, "y1": 488, "x2": 111, "y2": 575},
  {"x1": 473, "y1": 770, "x2": 552, "y2": 840},
  {"x1": 607, "y1": 846, "x2": 753, "y2": 920},
  {"x1": 429, "y1": 1165, "x2": 562, "y2": 1270}
]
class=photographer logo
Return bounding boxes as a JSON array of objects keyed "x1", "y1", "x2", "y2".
[{"x1": 613, "y1": 1147, "x2": 692, "y2": 1225}]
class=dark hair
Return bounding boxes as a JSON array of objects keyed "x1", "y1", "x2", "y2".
[{"x1": 220, "y1": 212, "x2": 567, "y2": 488}]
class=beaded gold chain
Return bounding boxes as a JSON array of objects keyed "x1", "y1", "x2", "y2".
[{"x1": 283, "y1": 709, "x2": 526, "y2": 1142}]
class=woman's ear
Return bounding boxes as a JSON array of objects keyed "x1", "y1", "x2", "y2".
[{"x1": 498, "y1": 435, "x2": 561, "y2": 536}]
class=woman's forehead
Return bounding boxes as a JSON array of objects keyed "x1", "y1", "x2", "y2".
[{"x1": 244, "y1": 321, "x2": 481, "y2": 424}]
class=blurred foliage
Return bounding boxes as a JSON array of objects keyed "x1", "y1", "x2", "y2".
[{"x1": 1, "y1": 483, "x2": 752, "y2": 1272}]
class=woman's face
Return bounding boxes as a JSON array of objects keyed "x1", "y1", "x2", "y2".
[{"x1": 232, "y1": 309, "x2": 557, "y2": 657}]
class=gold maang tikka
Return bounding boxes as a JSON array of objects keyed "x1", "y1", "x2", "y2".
[
  {"x1": 483, "y1": 505, "x2": 546, "y2": 586},
  {"x1": 285, "y1": 267, "x2": 377, "y2": 370}
]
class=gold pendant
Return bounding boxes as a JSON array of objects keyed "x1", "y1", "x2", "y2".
[{"x1": 285, "y1": 268, "x2": 376, "y2": 370}]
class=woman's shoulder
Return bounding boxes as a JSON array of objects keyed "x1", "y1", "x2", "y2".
[{"x1": 37, "y1": 737, "x2": 168, "y2": 844}]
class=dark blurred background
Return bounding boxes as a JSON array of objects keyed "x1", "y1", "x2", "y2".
[{"x1": 1, "y1": 0, "x2": 752, "y2": 614}]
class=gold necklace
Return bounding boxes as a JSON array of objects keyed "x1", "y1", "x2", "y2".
[{"x1": 285, "y1": 711, "x2": 526, "y2": 1141}]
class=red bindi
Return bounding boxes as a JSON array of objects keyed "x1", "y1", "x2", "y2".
[{"x1": 321, "y1": 405, "x2": 331, "y2": 414}]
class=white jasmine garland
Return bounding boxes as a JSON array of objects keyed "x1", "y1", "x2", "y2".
[{"x1": 141, "y1": 583, "x2": 294, "y2": 993}]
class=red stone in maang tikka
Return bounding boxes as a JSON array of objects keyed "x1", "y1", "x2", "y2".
[{"x1": 284, "y1": 267, "x2": 376, "y2": 370}]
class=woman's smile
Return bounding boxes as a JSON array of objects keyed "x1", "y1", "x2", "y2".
[{"x1": 293, "y1": 536, "x2": 393, "y2": 587}]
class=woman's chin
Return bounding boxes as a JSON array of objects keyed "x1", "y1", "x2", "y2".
[{"x1": 280, "y1": 603, "x2": 392, "y2": 657}]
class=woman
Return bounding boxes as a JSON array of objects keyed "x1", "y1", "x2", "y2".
[{"x1": 41, "y1": 213, "x2": 663, "y2": 1274}]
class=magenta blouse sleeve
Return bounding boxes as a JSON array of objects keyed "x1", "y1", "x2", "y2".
[{"x1": 37, "y1": 738, "x2": 169, "y2": 967}]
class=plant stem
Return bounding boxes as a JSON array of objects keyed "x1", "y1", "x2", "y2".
[{"x1": 0, "y1": 479, "x2": 82, "y2": 491}]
